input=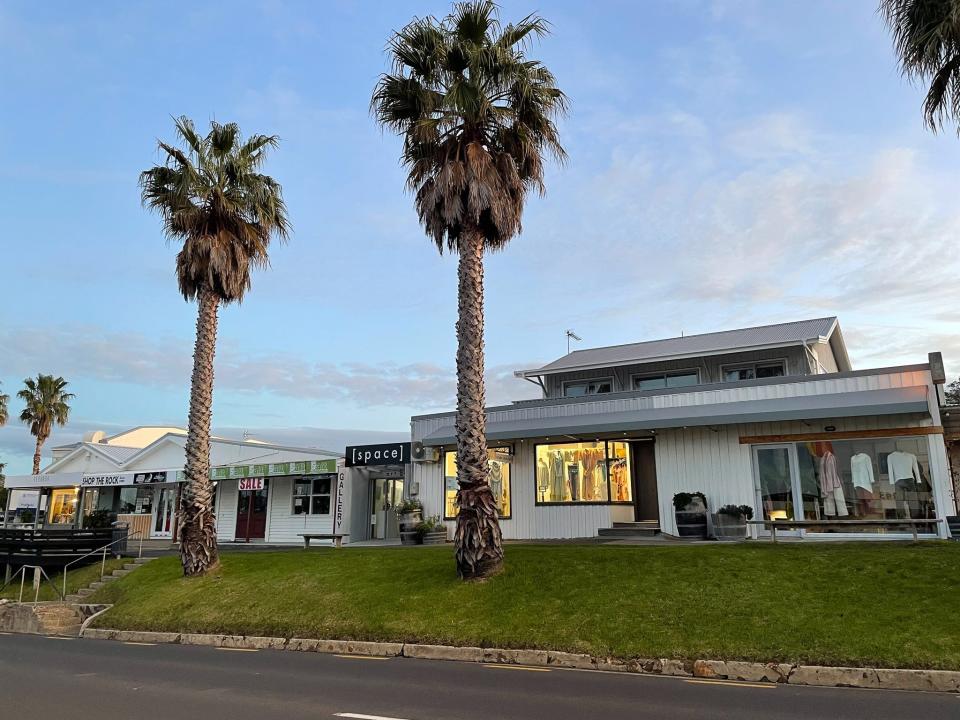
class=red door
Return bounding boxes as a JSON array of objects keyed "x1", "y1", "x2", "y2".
[{"x1": 235, "y1": 481, "x2": 268, "y2": 541}]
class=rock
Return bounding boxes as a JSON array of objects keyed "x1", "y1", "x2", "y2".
[{"x1": 789, "y1": 665, "x2": 879, "y2": 689}]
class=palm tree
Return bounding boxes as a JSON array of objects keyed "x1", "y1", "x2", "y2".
[
  {"x1": 139, "y1": 116, "x2": 290, "y2": 576},
  {"x1": 18, "y1": 375, "x2": 74, "y2": 475},
  {"x1": 881, "y1": 0, "x2": 960, "y2": 131},
  {"x1": 372, "y1": 1, "x2": 566, "y2": 579},
  {"x1": 0, "y1": 382, "x2": 8, "y2": 427}
]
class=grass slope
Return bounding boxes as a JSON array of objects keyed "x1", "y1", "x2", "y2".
[
  {"x1": 90, "y1": 543, "x2": 960, "y2": 669},
  {"x1": 2, "y1": 557, "x2": 128, "y2": 602}
]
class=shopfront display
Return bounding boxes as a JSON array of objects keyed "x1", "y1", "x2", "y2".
[
  {"x1": 754, "y1": 436, "x2": 937, "y2": 534},
  {"x1": 534, "y1": 441, "x2": 632, "y2": 504},
  {"x1": 443, "y1": 449, "x2": 512, "y2": 520},
  {"x1": 47, "y1": 488, "x2": 78, "y2": 525}
]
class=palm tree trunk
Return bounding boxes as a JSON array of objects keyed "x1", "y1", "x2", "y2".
[
  {"x1": 31, "y1": 437, "x2": 42, "y2": 475},
  {"x1": 453, "y1": 228, "x2": 503, "y2": 580},
  {"x1": 180, "y1": 286, "x2": 221, "y2": 576}
]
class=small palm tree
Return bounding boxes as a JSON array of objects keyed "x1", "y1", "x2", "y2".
[
  {"x1": 0, "y1": 382, "x2": 8, "y2": 427},
  {"x1": 18, "y1": 375, "x2": 74, "y2": 475},
  {"x1": 881, "y1": 0, "x2": 960, "y2": 131},
  {"x1": 372, "y1": 1, "x2": 566, "y2": 579},
  {"x1": 140, "y1": 116, "x2": 290, "y2": 576}
]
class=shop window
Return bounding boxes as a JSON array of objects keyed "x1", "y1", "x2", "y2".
[
  {"x1": 47, "y1": 489, "x2": 78, "y2": 525},
  {"x1": 754, "y1": 437, "x2": 937, "y2": 534},
  {"x1": 292, "y1": 475, "x2": 333, "y2": 515},
  {"x1": 722, "y1": 361, "x2": 785, "y2": 382},
  {"x1": 563, "y1": 378, "x2": 613, "y2": 397},
  {"x1": 444, "y1": 449, "x2": 512, "y2": 520},
  {"x1": 632, "y1": 371, "x2": 699, "y2": 392},
  {"x1": 535, "y1": 441, "x2": 633, "y2": 504}
]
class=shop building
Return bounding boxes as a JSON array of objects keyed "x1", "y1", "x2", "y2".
[
  {"x1": 410, "y1": 317, "x2": 956, "y2": 540},
  {"x1": 3, "y1": 426, "x2": 344, "y2": 545}
]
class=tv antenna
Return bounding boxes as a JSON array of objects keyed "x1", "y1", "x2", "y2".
[{"x1": 566, "y1": 329, "x2": 582, "y2": 354}]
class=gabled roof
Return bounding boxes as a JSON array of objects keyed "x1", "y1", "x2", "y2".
[{"x1": 517, "y1": 317, "x2": 848, "y2": 378}]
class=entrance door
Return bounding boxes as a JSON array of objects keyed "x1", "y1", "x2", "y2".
[
  {"x1": 151, "y1": 486, "x2": 177, "y2": 539},
  {"x1": 235, "y1": 481, "x2": 269, "y2": 542},
  {"x1": 630, "y1": 441, "x2": 659, "y2": 522},
  {"x1": 371, "y1": 478, "x2": 403, "y2": 540},
  {"x1": 753, "y1": 445, "x2": 816, "y2": 535}
]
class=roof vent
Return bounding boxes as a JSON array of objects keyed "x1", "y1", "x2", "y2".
[{"x1": 83, "y1": 430, "x2": 106, "y2": 444}]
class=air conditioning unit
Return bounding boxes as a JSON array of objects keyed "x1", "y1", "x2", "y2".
[{"x1": 411, "y1": 441, "x2": 439, "y2": 463}]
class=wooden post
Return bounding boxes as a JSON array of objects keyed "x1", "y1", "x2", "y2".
[{"x1": 771, "y1": 522, "x2": 778, "y2": 544}]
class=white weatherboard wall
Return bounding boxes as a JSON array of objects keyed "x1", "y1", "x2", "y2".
[{"x1": 216, "y1": 481, "x2": 239, "y2": 543}]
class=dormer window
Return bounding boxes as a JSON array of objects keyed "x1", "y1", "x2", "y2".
[
  {"x1": 563, "y1": 378, "x2": 613, "y2": 397},
  {"x1": 722, "y1": 361, "x2": 785, "y2": 382}
]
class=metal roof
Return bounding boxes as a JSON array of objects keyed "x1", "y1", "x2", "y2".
[
  {"x1": 420, "y1": 386, "x2": 928, "y2": 445},
  {"x1": 89, "y1": 444, "x2": 141, "y2": 463},
  {"x1": 518, "y1": 317, "x2": 842, "y2": 377}
]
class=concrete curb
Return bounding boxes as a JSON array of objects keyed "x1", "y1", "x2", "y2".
[{"x1": 78, "y1": 629, "x2": 960, "y2": 693}]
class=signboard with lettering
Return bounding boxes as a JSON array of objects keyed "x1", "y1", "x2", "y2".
[
  {"x1": 333, "y1": 472, "x2": 348, "y2": 535},
  {"x1": 81, "y1": 473, "x2": 136, "y2": 487},
  {"x1": 175, "y1": 458, "x2": 338, "y2": 483},
  {"x1": 238, "y1": 477, "x2": 265, "y2": 492},
  {"x1": 345, "y1": 443, "x2": 412, "y2": 467}
]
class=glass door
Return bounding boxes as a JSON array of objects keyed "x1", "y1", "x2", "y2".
[
  {"x1": 371, "y1": 479, "x2": 404, "y2": 540},
  {"x1": 753, "y1": 445, "x2": 801, "y2": 537},
  {"x1": 151, "y1": 486, "x2": 177, "y2": 539}
]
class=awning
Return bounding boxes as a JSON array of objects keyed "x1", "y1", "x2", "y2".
[{"x1": 420, "y1": 387, "x2": 930, "y2": 446}]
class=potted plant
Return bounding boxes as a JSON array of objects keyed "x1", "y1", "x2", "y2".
[
  {"x1": 416, "y1": 515, "x2": 447, "y2": 545},
  {"x1": 396, "y1": 498, "x2": 423, "y2": 545},
  {"x1": 673, "y1": 492, "x2": 708, "y2": 538},
  {"x1": 712, "y1": 504, "x2": 753, "y2": 541}
]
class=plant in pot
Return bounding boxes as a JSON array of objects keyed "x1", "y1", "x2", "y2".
[
  {"x1": 396, "y1": 498, "x2": 423, "y2": 546},
  {"x1": 712, "y1": 504, "x2": 753, "y2": 541},
  {"x1": 416, "y1": 515, "x2": 448, "y2": 545},
  {"x1": 673, "y1": 492, "x2": 708, "y2": 538}
]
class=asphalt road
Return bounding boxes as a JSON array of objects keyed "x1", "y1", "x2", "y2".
[{"x1": 0, "y1": 632, "x2": 957, "y2": 720}]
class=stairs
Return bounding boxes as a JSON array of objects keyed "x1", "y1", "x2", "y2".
[
  {"x1": 597, "y1": 521, "x2": 661, "y2": 539},
  {"x1": 64, "y1": 557, "x2": 156, "y2": 603},
  {"x1": 947, "y1": 516, "x2": 960, "y2": 541}
]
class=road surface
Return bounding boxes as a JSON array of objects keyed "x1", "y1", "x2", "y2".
[{"x1": 0, "y1": 632, "x2": 956, "y2": 719}]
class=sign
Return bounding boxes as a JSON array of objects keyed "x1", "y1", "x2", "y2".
[
  {"x1": 345, "y1": 443, "x2": 411, "y2": 467},
  {"x1": 238, "y1": 477, "x2": 265, "y2": 492},
  {"x1": 10, "y1": 489, "x2": 40, "y2": 509},
  {"x1": 3, "y1": 472, "x2": 83, "y2": 489},
  {"x1": 81, "y1": 473, "x2": 136, "y2": 487},
  {"x1": 175, "y1": 458, "x2": 338, "y2": 482},
  {"x1": 333, "y1": 473, "x2": 348, "y2": 534},
  {"x1": 133, "y1": 471, "x2": 169, "y2": 484}
]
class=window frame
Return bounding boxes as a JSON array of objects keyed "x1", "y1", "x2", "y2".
[
  {"x1": 561, "y1": 377, "x2": 615, "y2": 398},
  {"x1": 533, "y1": 440, "x2": 634, "y2": 507},
  {"x1": 442, "y1": 448, "x2": 513, "y2": 521},
  {"x1": 630, "y1": 368, "x2": 701, "y2": 392},
  {"x1": 720, "y1": 359, "x2": 787, "y2": 383},
  {"x1": 290, "y1": 474, "x2": 334, "y2": 517}
]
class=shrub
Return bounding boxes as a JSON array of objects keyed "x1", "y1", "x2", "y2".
[
  {"x1": 717, "y1": 504, "x2": 754, "y2": 520},
  {"x1": 84, "y1": 509, "x2": 114, "y2": 529},
  {"x1": 394, "y1": 498, "x2": 423, "y2": 516},
  {"x1": 415, "y1": 515, "x2": 443, "y2": 538},
  {"x1": 672, "y1": 492, "x2": 707, "y2": 512}
]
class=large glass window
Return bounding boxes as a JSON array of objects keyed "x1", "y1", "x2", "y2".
[
  {"x1": 754, "y1": 436, "x2": 937, "y2": 534},
  {"x1": 535, "y1": 441, "x2": 633, "y2": 504},
  {"x1": 47, "y1": 488, "x2": 78, "y2": 525},
  {"x1": 292, "y1": 475, "x2": 333, "y2": 515},
  {"x1": 563, "y1": 379, "x2": 613, "y2": 397},
  {"x1": 723, "y1": 361, "x2": 785, "y2": 382},
  {"x1": 444, "y1": 450, "x2": 512, "y2": 520},
  {"x1": 632, "y1": 371, "x2": 699, "y2": 392}
]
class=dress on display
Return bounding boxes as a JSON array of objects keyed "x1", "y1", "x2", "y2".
[{"x1": 819, "y1": 451, "x2": 848, "y2": 517}]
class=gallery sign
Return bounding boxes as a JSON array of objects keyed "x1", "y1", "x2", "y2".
[{"x1": 345, "y1": 443, "x2": 412, "y2": 467}]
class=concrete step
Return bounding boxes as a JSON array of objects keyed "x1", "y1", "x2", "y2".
[
  {"x1": 612, "y1": 522, "x2": 660, "y2": 529},
  {"x1": 88, "y1": 581, "x2": 105, "y2": 590},
  {"x1": 110, "y1": 569, "x2": 132, "y2": 578},
  {"x1": 132, "y1": 557, "x2": 157, "y2": 565},
  {"x1": 598, "y1": 525, "x2": 661, "y2": 538},
  {"x1": 75, "y1": 588, "x2": 95, "y2": 597},
  {"x1": 122, "y1": 564, "x2": 140, "y2": 571},
  {"x1": 64, "y1": 595, "x2": 82, "y2": 603}
]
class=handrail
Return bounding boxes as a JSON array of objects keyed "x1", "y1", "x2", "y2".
[
  {"x1": 0, "y1": 564, "x2": 62, "y2": 603},
  {"x1": 60, "y1": 526, "x2": 147, "y2": 602}
]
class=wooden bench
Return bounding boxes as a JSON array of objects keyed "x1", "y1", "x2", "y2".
[
  {"x1": 748, "y1": 518, "x2": 943, "y2": 542},
  {"x1": 299, "y1": 533, "x2": 348, "y2": 549}
]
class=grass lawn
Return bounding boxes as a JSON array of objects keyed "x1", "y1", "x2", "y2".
[
  {"x1": 1, "y1": 557, "x2": 129, "y2": 602},
  {"x1": 90, "y1": 543, "x2": 960, "y2": 669}
]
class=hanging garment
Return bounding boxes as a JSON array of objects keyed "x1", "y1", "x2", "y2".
[
  {"x1": 537, "y1": 460, "x2": 550, "y2": 499},
  {"x1": 550, "y1": 452, "x2": 565, "y2": 501},
  {"x1": 611, "y1": 460, "x2": 628, "y2": 502},
  {"x1": 887, "y1": 451, "x2": 921, "y2": 484},
  {"x1": 850, "y1": 453, "x2": 875, "y2": 492},
  {"x1": 580, "y1": 448, "x2": 603, "y2": 501},
  {"x1": 489, "y1": 461, "x2": 503, "y2": 511},
  {"x1": 819, "y1": 452, "x2": 848, "y2": 517}
]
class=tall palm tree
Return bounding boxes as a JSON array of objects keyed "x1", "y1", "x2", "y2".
[
  {"x1": 881, "y1": 0, "x2": 960, "y2": 131},
  {"x1": 0, "y1": 382, "x2": 8, "y2": 427},
  {"x1": 140, "y1": 116, "x2": 290, "y2": 577},
  {"x1": 372, "y1": 1, "x2": 566, "y2": 579},
  {"x1": 18, "y1": 375, "x2": 74, "y2": 475}
]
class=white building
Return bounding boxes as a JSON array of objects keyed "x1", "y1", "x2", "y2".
[
  {"x1": 3, "y1": 427, "x2": 346, "y2": 545},
  {"x1": 410, "y1": 317, "x2": 956, "y2": 541}
]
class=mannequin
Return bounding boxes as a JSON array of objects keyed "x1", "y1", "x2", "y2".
[
  {"x1": 819, "y1": 450, "x2": 848, "y2": 517},
  {"x1": 850, "y1": 453, "x2": 875, "y2": 516}
]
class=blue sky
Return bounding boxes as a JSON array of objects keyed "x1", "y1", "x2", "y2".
[{"x1": 2, "y1": 0, "x2": 960, "y2": 474}]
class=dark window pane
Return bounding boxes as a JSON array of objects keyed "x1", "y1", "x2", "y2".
[
  {"x1": 666, "y1": 373, "x2": 698, "y2": 388},
  {"x1": 634, "y1": 376, "x2": 666, "y2": 391},
  {"x1": 756, "y1": 364, "x2": 784, "y2": 378},
  {"x1": 293, "y1": 496, "x2": 308, "y2": 515},
  {"x1": 724, "y1": 368, "x2": 754, "y2": 382},
  {"x1": 312, "y1": 496, "x2": 331, "y2": 515},
  {"x1": 595, "y1": 382, "x2": 611, "y2": 393},
  {"x1": 313, "y1": 477, "x2": 331, "y2": 495},
  {"x1": 293, "y1": 481, "x2": 311, "y2": 497}
]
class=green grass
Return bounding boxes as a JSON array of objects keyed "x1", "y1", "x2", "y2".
[
  {"x1": 89, "y1": 543, "x2": 960, "y2": 669},
  {"x1": 1, "y1": 557, "x2": 129, "y2": 602}
]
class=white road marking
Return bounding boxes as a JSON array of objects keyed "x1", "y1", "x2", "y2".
[
  {"x1": 685, "y1": 679, "x2": 776, "y2": 689},
  {"x1": 216, "y1": 647, "x2": 259, "y2": 652},
  {"x1": 44, "y1": 636, "x2": 74, "y2": 641},
  {"x1": 334, "y1": 654, "x2": 390, "y2": 661},
  {"x1": 335, "y1": 714, "x2": 412, "y2": 720},
  {"x1": 484, "y1": 664, "x2": 552, "y2": 673},
  {"x1": 123, "y1": 641, "x2": 156, "y2": 646}
]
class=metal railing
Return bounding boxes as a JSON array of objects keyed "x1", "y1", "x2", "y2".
[
  {"x1": 60, "y1": 525, "x2": 146, "y2": 602},
  {"x1": 1, "y1": 565, "x2": 62, "y2": 603}
]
